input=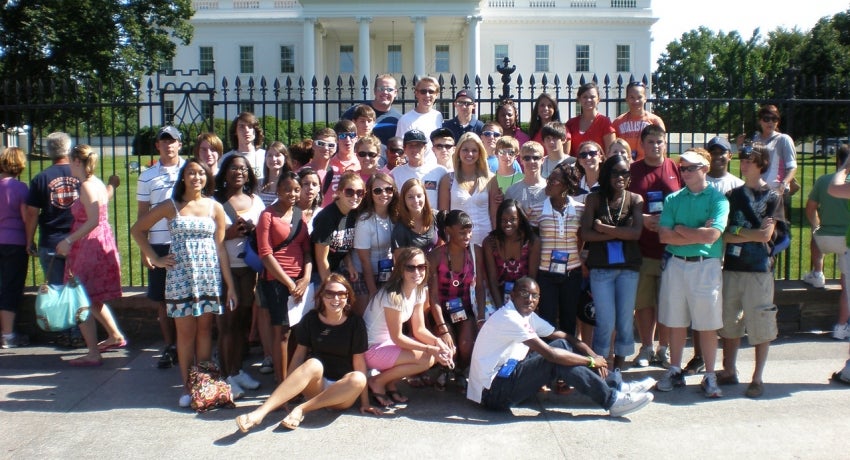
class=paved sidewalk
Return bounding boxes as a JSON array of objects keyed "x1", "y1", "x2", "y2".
[{"x1": 1, "y1": 333, "x2": 849, "y2": 459}]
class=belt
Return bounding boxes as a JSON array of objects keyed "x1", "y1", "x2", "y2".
[{"x1": 671, "y1": 254, "x2": 716, "y2": 262}]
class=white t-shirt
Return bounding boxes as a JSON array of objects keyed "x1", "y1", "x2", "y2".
[
  {"x1": 352, "y1": 213, "x2": 393, "y2": 273},
  {"x1": 467, "y1": 303, "x2": 555, "y2": 403},
  {"x1": 390, "y1": 163, "x2": 448, "y2": 207},
  {"x1": 222, "y1": 194, "x2": 266, "y2": 268},
  {"x1": 363, "y1": 285, "x2": 425, "y2": 347},
  {"x1": 220, "y1": 149, "x2": 267, "y2": 183},
  {"x1": 136, "y1": 159, "x2": 186, "y2": 245},
  {"x1": 707, "y1": 173, "x2": 744, "y2": 195},
  {"x1": 395, "y1": 109, "x2": 444, "y2": 166}
]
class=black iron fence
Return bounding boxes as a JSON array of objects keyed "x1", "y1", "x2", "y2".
[{"x1": 2, "y1": 61, "x2": 848, "y2": 286}]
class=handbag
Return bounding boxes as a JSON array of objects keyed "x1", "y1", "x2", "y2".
[
  {"x1": 188, "y1": 361, "x2": 235, "y2": 412},
  {"x1": 224, "y1": 202, "x2": 302, "y2": 273},
  {"x1": 35, "y1": 258, "x2": 91, "y2": 332}
]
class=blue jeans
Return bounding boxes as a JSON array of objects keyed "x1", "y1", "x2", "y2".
[
  {"x1": 480, "y1": 339, "x2": 620, "y2": 411},
  {"x1": 38, "y1": 246, "x2": 66, "y2": 286},
  {"x1": 590, "y1": 268, "x2": 639, "y2": 357},
  {"x1": 537, "y1": 269, "x2": 582, "y2": 335}
]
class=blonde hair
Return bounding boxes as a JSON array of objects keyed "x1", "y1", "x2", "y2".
[
  {"x1": 607, "y1": 138, "x2": 631, "y2": 156},
  {"x1": 454, "y1": 132, "x2": 491, "y2": 194},
  {"x1": 0, "y1": 147, "x2": 26, "y2": 177},
  {"x1": 354, "y1": 134, "x2": 381, "y2": 152},
  {"x1": 520, "y1": 141, "x2": 545, "y2": 157},
  {"x1": 415, "y1": 76, "x2": 440, "y2": 92},
  {"x1": 495, "y1": 135, "x2": 520, "y2": 153},
  {"x1": 71, "y1": 144, "x2": 98, "y2": 177}
]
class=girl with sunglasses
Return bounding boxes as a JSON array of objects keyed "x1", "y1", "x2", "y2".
[
  {"x1": 312, "y1": 171, "x2": 364, "y2": 282},
  {"x1": 353, "y1": 172, "x2": 398, "y2": 315},
  {"x1": 355, "y1": 135, "x2": 388, "y2": 183},
  {"x1": 363, "y1": 247, "x2": 454, "y2": 407},
  {"x1": 575, "y1": 140, "x2": 604, "y2": 203},
  {"x1": 565, "y1": 82, "x2": 616, "y2": 157},
  {"x1": 580, "y1": 155, "x2": 644, "y2": 371},
  {"x1": 235, "y1": 274, "x2": 380, "y2": 433}
]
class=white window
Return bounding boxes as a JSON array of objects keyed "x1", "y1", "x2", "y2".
[
  {"x1": 494, "y1": 44, "x2": 509, "y2": 71},
  {"x1": 435, "y1": 45, "x2": 450, "y2": 73},
  {"x1": 576, "y1": 44, "x2": 590, "y2": 72},
  {"x1": 199, "y1": 46, "x2": 214, "y2": 74},
  {"x1": 616, "y1": 45, "x2": 631, "y2": 73},
  {"x1": 535, "y1": 45, "x2": 550, "y2": 72},
  {"x1": 340, "y1": 45, "x2": 355, "y2": 73},
  {"x1": 239, "y1": 46, "x2": 254, "y2": 74},
  {"x1": 388, "y1": 45, "x2": 402, "y2": 73},
  {"x1": 280, "y1": 45, "x2": 295, "y2": 73}
]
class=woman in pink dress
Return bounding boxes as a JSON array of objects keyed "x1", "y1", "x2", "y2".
[{"x1": 55, "y1": 145, "x2": 124, "y2": 366}]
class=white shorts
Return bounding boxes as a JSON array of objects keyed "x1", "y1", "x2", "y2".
[{"x1": 658, "y1": 256, "x2": 723, "y2": 331}]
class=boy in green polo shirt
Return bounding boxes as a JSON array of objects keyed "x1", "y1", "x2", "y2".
[{"x1": 655, "y1": 149, "x2": 729, "y2": 398}]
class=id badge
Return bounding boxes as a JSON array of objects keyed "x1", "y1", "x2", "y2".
[
  {"x1": 607, "y1": 241, "x2": 626, "y2": 265},
  {"x1": 549, "y1": 250, "x2": 569, "y2": 274},
  {"x1": 727, "y1": 245, "x2": 742, "y2": 258},
  {"x1": 447, "y1": 298, "x2": 468, "y2": 323},
  {"x1": 377, "y1": 259, "x2": 393, "y2": 282},
  {"x1": 660, "y1": 251, "x2": 672, "y2": 271},
  {"x1": 496, "y1": 358, "x2": 519, "y2": 378},
  {"x1": 647, "y1": 190, "x2": 664, "y2": 214},
  {"x1": 503, "y1": 281, "x2": 515, "y2": 306}
]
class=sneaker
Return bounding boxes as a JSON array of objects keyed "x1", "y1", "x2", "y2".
[
  {"x1": 701, "y1": 373, "x2": 723, "y2": 398},
  {"x1": 157, "y1": 345, "x2": 177, "y2": 369},
  {"x1": 634, "y1": 346, "x2": 653, "y2": 368},
  {"x1": 683, "y1": 355, "x2": 706, "y2": 375},
  {"x1": 259, "y1": 356, "x2": 274, "y2": 375},
  {"x1": 803, "y1": 271, "x2": 826, "y2": 289},
  {"x1": 609, "y1": 391, "x2": 653, "y2": 417},
  {"x1": 655, "y1": 367, "x2": 685, "y2": 392},
  {"x1": 653, "y1": 346, "x2": 671, "y2": 369},
  {"x1": 226, "y1": 376, "x2": 246, "y2": 400},
  {"x1": 832, "y1": 323, "x2": 850, "y2": 340},
  {"x1": 620, "y1": 376, "x2": 657, "y2": 394},
  {"x1": 1, "y1": 333, "x2": 28, "y2": 349},
  {"x1": 178, "y1": 394, "x2": 191, "y2": 408},
  {"x1": 838, "y1": 359, "x2": 850, "y2": 383},
  {"x1": 232, "y1": 370, "x2": 260, "y2": 390}
]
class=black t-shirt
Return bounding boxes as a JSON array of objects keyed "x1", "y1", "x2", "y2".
[
  {"x1": 341, "y1": 103, "x2": 401, "y2": 145},
  {"x1": 391, "y1": 220, "x2": 438, "y2": 253},
  {"x1": 723, "y1": 185, "x2": 782, "y2": 273},
  {"x1": 295, "y1": 309, "x2": 368, "y2": 381},
  {"x1": 311, "y1": 202, "x2": 357, "y2": 272},
  {"x1": 25, "y1": 164, "x2": 80, "y2": 248}
]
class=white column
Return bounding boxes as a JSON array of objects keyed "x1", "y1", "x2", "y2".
[
  {"x1": 411, "y1": 16, "x2": 426, "y2": 76},
  {"x1": 357, "y1": 17, "x2": 372, "y2": 85},
  {"x1": 302, "y1": 17, "x2": 317, "y2": 122},
  {"x1": 466, "y1": 15, "x2": 482, "y2": 79}
]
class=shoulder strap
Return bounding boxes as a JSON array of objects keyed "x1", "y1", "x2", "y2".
[
  {"x1": 221, "y1": 200, "x2": 238, "y2": 223},
  {"x1": 272, "y1": 207, "x2": 303, "y2": 252},
  {"x1": 321, "y1": 166, "x2": 335, "y2": 195}
]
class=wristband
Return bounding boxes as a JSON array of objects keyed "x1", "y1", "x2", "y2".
[
  {"x1": 587, "y1": 356, "x2": 595, "y2": 368},
  {"x1": 64, "y1": 237, "x2": 72, "y2": 245}
]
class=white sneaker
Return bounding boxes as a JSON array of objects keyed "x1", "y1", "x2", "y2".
[
  {"x1": 178, "y1": 394, "x2": 191, "y2": 408},
  {"x1": 653, "y1": 346, "x2": 671, "y2": 369},
  {"x1": 803, "y1": 271, "x2": 826, "y2": 289},
  {"x1": 233, "y1": 370, "x2": 260, "y2": 390},
  {"x1": 832, "y1": 323, "x2": 850, "y2": 340},
  {"x1": 701, "y1": 373, "x2": 723, "y2": 398},
  {"x1": 634, "y1": 346, "x2": 653, "y2": 368},
  {"x1": 226, "y1": 376, "x2": 246, "y2": 399},
  {"x1": 609, "y1": 391, "x2": 653, "y2": 417},
  {"x1": 620, "y1": 377, "x2": 657, "y2": 394}
]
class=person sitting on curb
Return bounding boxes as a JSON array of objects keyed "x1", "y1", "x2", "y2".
[{"x1": 467, "y1": 277, "x2": 654, "y2": 417}]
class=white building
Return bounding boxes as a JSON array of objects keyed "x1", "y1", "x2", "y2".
[{"x1": 162, "y1": 0, "x2": 657, "y2": 124}]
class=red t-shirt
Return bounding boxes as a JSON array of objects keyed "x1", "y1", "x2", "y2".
[
  {"x1": 612, "y1": 111, "x2": 666, "y2": 161},
  {"x1": 565, "y1": 114, "x2": 615, "y2": 156},
  {"x1": 627, "y1": 158, "x2": 683, "y2": 259},
  {"x1": 256, "y1": 207, "x2": 311, "y2": 281}
]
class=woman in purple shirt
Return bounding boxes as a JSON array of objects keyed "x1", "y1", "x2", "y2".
[{"x1": 0, "y1": 147, "x2": 29, "y2": 348}]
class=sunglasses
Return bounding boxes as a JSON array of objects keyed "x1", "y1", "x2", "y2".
[
  {"x1": 343, "y1": 188, "x2": 365, "y2": 198},
  {"x1": 417, "y1": 88, "x2": 437, "y2": 95},
  {"x1": 372, "y1": 186, "x2": 394, "y2": 195},
  {"x1": 679, "y1": 164, "x2": 704, "y2": 173},
  {"x1": 315, "y1": 139, "x2": 336, "y2": 149},
  {"x1": 578, "y1": 150, "x2": 599, "y2": 159},
  {"x1": 433, "y1": 143, "x2": 455, "y2": 150},
  {"x1": 482, "y1": 131, "x2": 501, "y2": 138},
  {"x1": 761, "y1": 116, "x2": 779, "y2": 123},
  {"x1": 405, "y1": 263, "x2": 428, "y2": 273},
  {"x1": 389, "y1": 148, "x2": 404, "y2": 155},
  {"x1": 337, "y1": 132, "x2": 357, "y2": 140},
  {"x1": 376, "y1": 86, "x2": 396, "y2": 93},
  {"x1": 497, "y1": 149, "x2": 516, "y2": 157},
  {"x1": 522, "y1": 155, "x2": 542, "y2": 162},
  {"x1": 738, "y1": 150, "x2": 755, "y2": 161},
  {"x1": 456, "y1": 101, "x2": 475, "y2": 107},
  {"x1": 612, "y1": 170, "x2": 631, "y2": 178},
  {"x1": 322, "y1": 290, "x2": 349, "y2": 299},
  {"x1": 357, "y1": 151, "x2": 380, "y2": 158},
  {"x1": 626, "y1": 81, "x2": 646, "y2": 89}
]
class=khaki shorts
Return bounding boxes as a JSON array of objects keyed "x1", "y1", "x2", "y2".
[
  {"x1": 634, "y1": 257, "x2": 661, "y2": 310},
  {"x1": 718, "y1": 271, "x2": 777, "y2": 345},
  {"x1": 658, "y1": 256, "x2": 723, "y2": 331},
  {"x1": 814, "y1": 234, "x2": 848, "y2": 273}
]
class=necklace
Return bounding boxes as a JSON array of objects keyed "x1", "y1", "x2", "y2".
[
  {"x1": 605, "y1": 193, "x2": 626, "y2": 225},
  {"x1": 446, "y1": 247, "x2": 467, "y2": 288}
]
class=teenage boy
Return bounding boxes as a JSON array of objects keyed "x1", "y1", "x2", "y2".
[
  {"x1": 385, "y1": 136, "x2": 405, "y2": 171},
  {"x1": 321, "y1": 119, "x2": 361, "y2": 207},
  {"x1": 656, "y1": 149, "x2": 729, "y2": 398},
  {"x1": 395, "y1": 76, "x2": 443, "y2": 155},
  {"x1": 612, "y1": 81, "x2": 666, "y2": 161},
  {"x1": 137, "y1": 125, "x2": 186, "y2": 368},
  {"x1": 442, "y1": 90, "x2": 483, "y2": 142},
  {"x1": 506, "y1": 141, "x2": 548, "y2": 214},
  {"x1": 430, "y1": 127, "x2": 456, "y2": 172},
  {"x1": 390, "y1": 129, "x2": 447, "y2": 205},
  {"x1": 352, "y1": 104, "x2": 376, "y2": 138},
  {"x1": 220, "y1": 112, "x2": 266, "y2": 182},
  {"x1": 540, "y1": 122, "x2": 574, "y2": 178}
]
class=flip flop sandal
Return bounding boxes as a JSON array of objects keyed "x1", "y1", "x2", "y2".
[
  {"x1": 279, "y1": 412, "x2": 304, "y2": 430},
  {"x1": 235, "y1": 414, "x2": 259, "y2": 433}
]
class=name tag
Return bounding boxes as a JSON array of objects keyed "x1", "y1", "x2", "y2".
[
  {"x1": 607, "y1": 240, "x2": 626, "y2": 264},
  {"x1": 727, "y1": 245, "x2": 742, "y2": 257},
  {"x1": 647, "y1": 190, "x2": 664, "y2": 214},
  {"x1": 447, "y1": 298, "x2": 468, "y2": 323},
  {"x1": 503, "y1": 281, "x2": 514, "y2": 306},
  {"x1": 377, "y1": 259, "x2": 393, "y2": 282},
  {"x1": 496, "y1": 358, "x2": 519, "y2": 378},
  {"x1": 549, "y1": 250, "x2": 569, "y2": 274}
]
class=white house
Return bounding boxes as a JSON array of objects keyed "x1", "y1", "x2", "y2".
[{"x1": 161, "y1": 0, "x2": 658, "y2": 124}]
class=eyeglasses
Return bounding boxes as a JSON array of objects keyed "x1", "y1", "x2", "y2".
[
  {"x1": 578, "y1": 150, "x2": 599, "y2": 159},
  {"x1": 405, "y1": 263, "x2": 428, "y2": 273},
  {"x1": 761, "y1": 116, "x2": 779, "y2": 123},
  {"x1": 357, "y1": 151, "x2": 380, "y2": 158},
  {"x1": 612, "y1": 170, "x2": 631, "y2": 178},
  {"x1": 322, "y1": 290, "x2": 349, "y2": 300},
  {"x1": 433, "y1": 143, "x2": 455, "y2": 150},
  {"x1": 228, "y1": 166, "x2": 249, "y2": 173},
  {"x1": 315, "y1": 140, "x2": 336, "y2": 149},
  {"x1": 372, "y1": 186, "x2": 394, "y2": 195},
  {"x1": 456, "y1": 101, "x2": 475, "y2": 107},
  {"x1": 417, "y1": 88, "x2": 437, "y2": 95},
  {"x1": 343, "y1": 188, "x2": 365, "y2": 198},
  {"x1": 338, "y1": 132, "x2": 357, "y2": 140},
  {"x1": 497, "y1": 149, "x2": 516, "y2": 157},
  {"x1": 679, "y1": 164, "x2": 704, "y2": 173},
  {"x1": 482, "y1": 131, "x2": 501, "y2": 138},
  {"x1": 377, "y1": 86, "x2": 396, "y2": 93},
  {"x1": 515, "y1": 290, "x2": 540, "y2": 300},
  {"x1": 522, "y1": 155, "x2": 542, "y2": 162}
]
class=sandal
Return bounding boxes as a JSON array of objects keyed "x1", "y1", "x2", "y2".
[
  {"x1": 745, "y1": 381, "x2": 764, "y2": 398},
  {"x1": 387, "y1": 389, "x2": 408, "y2": 404},
  {"x1": 279, "y1": 412, "x2": 304, "y2": 430},
  {"x1": 235, "y1": 414, "x2": 259, "y2": 433}
]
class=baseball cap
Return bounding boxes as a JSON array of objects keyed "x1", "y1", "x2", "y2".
[
  {"x1": 455, "y1": 90, "x2": 475, "y2": 103},
  {"x1": 403, "y1": 129, "x2": 427, "y2": 145},
  {"x1": 705, "y1": 136, "x2": 732, "y2": 153},
  {"x1": 679, "y1": 150, "x2": 709, "y2": 166},
  {"x1": 157, "y1": 125, "x2": 182, "y2": 141}
]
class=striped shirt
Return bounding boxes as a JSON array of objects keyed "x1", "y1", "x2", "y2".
[
  {"x1": 136, "y1": 159, "x2": 185, "y2": 244},
  {"x1": 528, "y1": 196, "x2": 584, "y2": 272}
]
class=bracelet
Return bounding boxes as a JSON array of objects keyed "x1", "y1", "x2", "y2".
[
  {"x1": 587, "y1": 355, "x2": 595, "y2": 368},
  {"x1": 734, "y1": 226, "x2": 742, "y2": 236},
  {"x1": 435, "y1": 323, "x2": 446, "y2": 328},
  {"x1": 64, "y1": 237, "x2": 72, "y2": 245}
]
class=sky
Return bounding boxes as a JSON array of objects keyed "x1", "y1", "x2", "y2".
[{"x1": 650, "y1": 0, "x2": 850, "y2": 64}]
